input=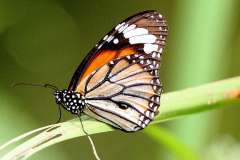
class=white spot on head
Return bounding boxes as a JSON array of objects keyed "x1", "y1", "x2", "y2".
[
  {"x1": 129, "y1": 35, "x2": 157, "y2": 44},
  {"x1": 124, "y1": 28, "x2": 148, "y2": 38},
  {"x1": 144, "y1": 44, "x2": 159, "y2": 54},
  {"x1": 113, "y1": 38, "x2": 119, "y2": 44},
  {"x1": 123, "y1": 24, "x2": 136, "y2": 33}
]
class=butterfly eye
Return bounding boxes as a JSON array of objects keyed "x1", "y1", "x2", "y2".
[{"x1": 118, "y1": 102, "x2": 131, "y2": 110}]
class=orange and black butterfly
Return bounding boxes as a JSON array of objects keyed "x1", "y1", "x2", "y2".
[{"x1": 54, "y1": 10, "x2": 168, "y2": 132}]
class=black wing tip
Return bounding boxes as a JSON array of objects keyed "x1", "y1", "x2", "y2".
[{"x1": 132, "y1": 10, "x2": 167, "y2": 19}]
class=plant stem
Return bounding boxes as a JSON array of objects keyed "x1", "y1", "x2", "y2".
[{"x1": 1, "y1": 76, "x2": 240, "y2": 160}]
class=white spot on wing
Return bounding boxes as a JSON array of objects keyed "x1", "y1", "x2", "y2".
[
  {"x1": 152, "y1": 52, "x2": 156, "y2": 58},
  {"x1": 145, "y1": 119, "x2": 150, "y2": 124},
  {"x1": 113, "y1": 38, "x2": 119, "y2": 44},
  {"x1": 124, "y1": 28, "x2": 148, "y2": 38},
  {"x1": 115, "y1": 22, "x2": 125, "y2": 30},
  {"x1": 103, "y1": 35, "x2": 108, "y2": 40},
  {"x1": 106, "y1": 35, "x2": 114, "y2": 42},
  {"x1": 118, "y1": 23, "x2": 128, "y2": 33},
  {"x1": 159, "y1": 48, "x2": 163, "y2": 53},
  {"x1": 144, "y1": 44, "x2": 159, "y2": 54},
  {"x1": 97, "y1": 43, "x2": 103, "y2": 49},
  {"x1": 129, "y1": 35, "x2": 157, "y2": 44},
  {"x1": 146, "y1": 111, "x2": 150, "y2": 117},
  {"x1": 123, "y1": 24, "x2": 136, "y2": 33}
]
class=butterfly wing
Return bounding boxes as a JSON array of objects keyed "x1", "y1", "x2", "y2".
[{"x1": 68, "y1": 10, "x2": 168, "y2": 131}]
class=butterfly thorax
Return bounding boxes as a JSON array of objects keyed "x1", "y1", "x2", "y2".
[{"x1": 54, "y1": 90, "x2": 85, "y2": 115}]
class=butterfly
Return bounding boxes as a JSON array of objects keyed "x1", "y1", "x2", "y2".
[{"x1": 54, "y1": 10, "x2": 168, "y2": 132}]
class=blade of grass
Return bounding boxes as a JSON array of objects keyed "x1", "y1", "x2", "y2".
[
  {"x1": 1, "y1": 76, "x2": 240, "y2": 160},
  {"x1": 144, "y1": 126, "x2": 199, "y2": 160}
]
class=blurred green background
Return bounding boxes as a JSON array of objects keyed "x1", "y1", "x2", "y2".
[{"x1": 0, "y1": 0, "x2": 240, "y2": 159}]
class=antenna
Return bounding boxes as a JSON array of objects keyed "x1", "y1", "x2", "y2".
[
  {"x1": 12, "y1": 82, "x2": 59, "y2": 91},
  {"x1": 12, "y1": 82, "x2": 62, "y2": 123}
]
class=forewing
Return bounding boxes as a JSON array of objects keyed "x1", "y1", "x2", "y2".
[{"x1": 68, "y1": 10, "x2": 167, "y2": 94}]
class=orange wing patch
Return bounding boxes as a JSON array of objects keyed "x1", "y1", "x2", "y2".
[
  {"x1": 81, "y1": 50, "x2": 116, "y2": 81},
  {"x1": 80, "y1": 47, "x2": 135, "y2": 81},
  {"x1": 76, "y1": 47, "x2": 135, "y2": 94}
]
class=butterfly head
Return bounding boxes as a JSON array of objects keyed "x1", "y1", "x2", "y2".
[{"x1": 54, "y1": 90, "x2": 85, "y2": 115}]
